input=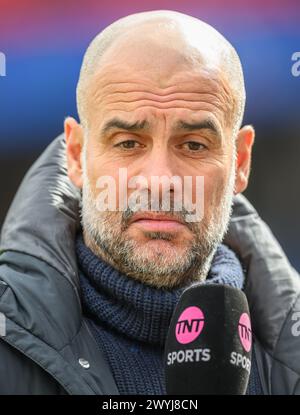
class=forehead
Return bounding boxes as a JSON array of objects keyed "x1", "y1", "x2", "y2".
[{"x1": 86, "y1": 63, "x2": 234, "y2": 129}]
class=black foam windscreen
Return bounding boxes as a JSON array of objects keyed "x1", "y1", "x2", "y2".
[{"x1": 164, "y1": 284, "x2": 252, "y2": 395}]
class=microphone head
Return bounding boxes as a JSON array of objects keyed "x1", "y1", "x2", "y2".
[{"x1": 164, "y1": 284, "x2": 252, "y2": 395}]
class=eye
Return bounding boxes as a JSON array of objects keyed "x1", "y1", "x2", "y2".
[
  {"x1": 114, "y1": 140, "x2": 141, "y2": 149},
  {"x1": 182, "y1": 141, "x2": 207, "y2": 152}
]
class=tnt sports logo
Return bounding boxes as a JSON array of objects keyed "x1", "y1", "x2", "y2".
[
  {"x1": 175, "y1": 306, "x2": 205, "y2": 344},
  {"x1": 238, "y1": 313, "x2": 252, "y2": 352}
]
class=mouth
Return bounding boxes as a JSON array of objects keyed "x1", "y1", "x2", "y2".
[{"x1": 128, "y1": 213, "x2": 186, "y2": 232}]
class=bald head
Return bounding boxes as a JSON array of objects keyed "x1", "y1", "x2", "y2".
[{"x1": 76, "y1": 10, "x2": 245, "y2": 136}]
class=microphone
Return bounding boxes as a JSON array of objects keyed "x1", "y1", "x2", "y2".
[{"x1": 164, "y1": 284, "x2": 252, "y2": 395}]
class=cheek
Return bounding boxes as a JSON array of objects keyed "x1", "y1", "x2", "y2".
[
  {"x1": 85, "y1": 137, "x2": 114, "y2": 183},
  {"x1": 200, "y1": 166, "x2": 231, "y2": 212},
  {"x1": 85, "y1": 156, "x2": 130, "y2": 210}
]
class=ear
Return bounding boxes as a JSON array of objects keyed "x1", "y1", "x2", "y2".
[
  {"x1": 64, "y1": 116, "x2": 84, "y2": 188},
  {"x1": 234, "y1": 125, "x2": 255, "y2": 194}
]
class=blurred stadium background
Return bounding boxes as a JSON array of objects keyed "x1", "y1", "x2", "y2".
[{"x1": 0, "y1": 0, "x2": 299, "y2": 270}]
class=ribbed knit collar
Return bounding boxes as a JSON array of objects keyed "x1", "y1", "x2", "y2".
[{"x1": 76, "y1": 233, "x2": 244, "y2": 347}]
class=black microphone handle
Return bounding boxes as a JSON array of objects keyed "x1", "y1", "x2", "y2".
[{"x1": 164, "y1": 284, "x2": 252, "y2": 395}]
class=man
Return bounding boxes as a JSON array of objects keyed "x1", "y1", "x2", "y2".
[{"x1": 0, "y1": 10, "x2": 299, "y2": 395}]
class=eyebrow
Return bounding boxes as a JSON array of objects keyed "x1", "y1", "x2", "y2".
[
  {"x1": 175, "y1": 119, "x2": 222, "y2": 141},
  {"x1": 100, "y1": 117, "x2": 222, "y2": 142},
  {"x1": 101, "y1": 118, "x2": 150, "y2": 136}
]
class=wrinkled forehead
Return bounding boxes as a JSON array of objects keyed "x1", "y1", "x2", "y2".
[
  {"x1": 78, "y1": 15, "x2": 244, "y2": 134},
  {"x1": 85, "y1": 60, "x2": 235, "y2": 132}
]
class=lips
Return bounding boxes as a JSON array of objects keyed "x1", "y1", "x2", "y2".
[{"x1": 128, "y1": 213, "x2": 186, "y2": 232}]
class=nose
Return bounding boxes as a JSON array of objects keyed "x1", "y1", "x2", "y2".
[
  {"x1": 135, "y1": 144, "x2": 179, "y2": 209},
  {"x1": 142, "y1": 143, "x2": 175, "y2": 177}
]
